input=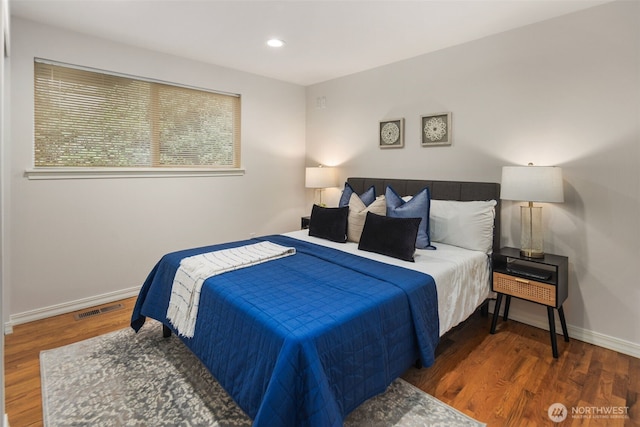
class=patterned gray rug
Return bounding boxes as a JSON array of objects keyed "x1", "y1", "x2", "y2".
[{"x1": 40, "y1": 321, "x2": 485, "y2": 427}]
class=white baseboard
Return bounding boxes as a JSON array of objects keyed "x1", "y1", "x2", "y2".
[
  {"x1": 4, "y1": 413, "x2": 9, "y2": 427},
  {"x1": 4, "y1": 286, "x2": 141, "y2": 335},
  {"x1": 489, "y1": 301, "x2": 640, "y2": 359}
]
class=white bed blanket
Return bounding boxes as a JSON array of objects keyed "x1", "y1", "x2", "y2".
[{"x1": 167, "y1": 241, "x2": 296, "y2": 337}]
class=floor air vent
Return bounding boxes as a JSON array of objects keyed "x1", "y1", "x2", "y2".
[{"x1": 74, "y1": 303, "x2": 124, "y2": 320}]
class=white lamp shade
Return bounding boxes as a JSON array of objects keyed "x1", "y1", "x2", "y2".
[
  {"x1": 500, "y1": 165, "x2": 564, "y2": 203},
  {"x1": 305, "y1": 167, "x2": 337, "y2": 189}
]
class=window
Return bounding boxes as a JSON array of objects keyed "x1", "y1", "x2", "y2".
[{"x1": 33, "y1": 59, "x2": 241, "y2": 173}]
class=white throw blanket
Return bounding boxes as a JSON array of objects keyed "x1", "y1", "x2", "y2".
[{"x1": 166, "y1": 241, "x2": 296, "y2": 337}]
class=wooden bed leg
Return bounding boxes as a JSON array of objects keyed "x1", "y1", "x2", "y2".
[{"x1": 162, "y1": 324, "x2": 171, "y2": 338}]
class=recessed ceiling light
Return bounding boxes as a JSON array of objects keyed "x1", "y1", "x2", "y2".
[{"x1": 267, "y1": 39, "x2": 286, "y2": 48}]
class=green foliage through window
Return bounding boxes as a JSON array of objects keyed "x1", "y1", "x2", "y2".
[{"x1": 34, "y1": 60, "x2": 241, "y2": 168}]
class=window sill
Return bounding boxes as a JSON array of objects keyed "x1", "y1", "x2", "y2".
[{"x1": 24, "y1": 167, "x2": 246, "y2": 180}]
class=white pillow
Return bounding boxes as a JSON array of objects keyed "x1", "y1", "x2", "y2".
[
  {"x1": 429, "y1": 200, "x2": 497, "y2": 253},
  {"x1": 348, "y1": 194, "x2": 386, "y2": 243}
]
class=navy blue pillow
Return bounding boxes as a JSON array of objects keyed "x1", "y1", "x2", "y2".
[
  {"x1": 338, "y1": 182, "x2": 376, "y2": 208},
  {"x1": 308, "y1": 204, "x2": 348, "y2": 243},
  {"x1": 385, "y1": 186, "x2": 434, "y2": 249},
  {"x1": 358, "y1": 212, "x2": 421, "y2": 262}
]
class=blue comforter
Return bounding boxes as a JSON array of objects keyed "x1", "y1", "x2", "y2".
[{"x1": 131, "y1": 235, "x2": 439, "y2": 426}]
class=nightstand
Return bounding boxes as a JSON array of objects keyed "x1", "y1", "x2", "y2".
[
  {"x1": 301, "y1": 216, "x2": 310, "y2": 230},
  {"x1": 490, "y1": 247, "x2": 569, "y2": 358}
]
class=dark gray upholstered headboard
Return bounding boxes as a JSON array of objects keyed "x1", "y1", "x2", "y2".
[{"x1": 346, "y1": 177, "x2": 501, "y2": 252}]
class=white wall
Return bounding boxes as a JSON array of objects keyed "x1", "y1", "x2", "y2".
[
  {"x1": 1, "y1": 0, "x2": 8, "y2": 419},
  {"x1": 306, "y1": 1, "x2": 640, "y2": 356},
  {"x1": 6, "y1": 18, "x2": 307, "y2": 321}
]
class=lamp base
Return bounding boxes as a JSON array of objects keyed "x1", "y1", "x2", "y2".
[
  {"x1": 520, "y1": 204, "x2": 544, "y2": 259},
  {"x1": 520, "y1": 248, "x2": 545, "y2": 259},
  {"x1": 314, "y1": 188, "x2": 327, "y2": 207}
]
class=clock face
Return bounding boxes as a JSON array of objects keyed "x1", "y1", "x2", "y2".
[{"x1": 381, "y1": 122, "x2": 400, "y2": 145}]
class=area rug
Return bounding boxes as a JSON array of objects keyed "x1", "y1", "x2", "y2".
[{"x1": 41, "y1": 321, "x2": 485, "y2": 427}]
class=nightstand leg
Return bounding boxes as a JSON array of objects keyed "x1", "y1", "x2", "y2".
[
  {"x1": 503, "y1": 295, "x2": 511, "y2": 321},
  {"x1": 490, "y1": 293, "x2": 503, "y2": 334},
  {"x1": 547, "y1": 307, "x2": 559, "y2": 358},
  {"x1": 558, "y1": 306, "x2": 570, "y2": 342},
  {"x1": 480, "y1": 300, "x2": 489, "y2": 317}
]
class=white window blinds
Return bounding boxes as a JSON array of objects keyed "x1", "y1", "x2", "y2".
[{"x1": 34, "y1": 60, "x2": 241, "y2": 169}]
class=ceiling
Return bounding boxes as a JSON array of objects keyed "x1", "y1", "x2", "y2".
[{"x1": 10, "y1": 0, "x2": 610, "y2": 86}]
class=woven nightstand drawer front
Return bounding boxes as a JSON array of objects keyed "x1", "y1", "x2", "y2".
[{"x1": 493, "y1": 272, "x2": 556, "y2": 306}]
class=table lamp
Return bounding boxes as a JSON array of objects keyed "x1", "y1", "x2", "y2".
[
  {"x1": 501, "y1": 163, "x2": 564, "y2": 258},
  {"x1": 305, "y1": 165, "x2": 337, "y2": 206}
]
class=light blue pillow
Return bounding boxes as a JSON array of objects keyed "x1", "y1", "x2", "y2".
[
  {"x1": 339, "y1": 182, "x2": 376, "y2": 207},
  {"x1": 385, "y1": 186, "x2": 435, "y2": 249}
]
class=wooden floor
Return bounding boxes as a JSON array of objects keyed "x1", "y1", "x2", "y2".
[
  {"x1": 4, "y1": 298, "x2": 137, "y2": 427},
  {"x1": 4, "y1": 297, "x2": 639, "y2": 426}
]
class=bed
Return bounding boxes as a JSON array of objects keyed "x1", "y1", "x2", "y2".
[{"x1": 131, "y1": 177, "x2": 500, "y2": 427}]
